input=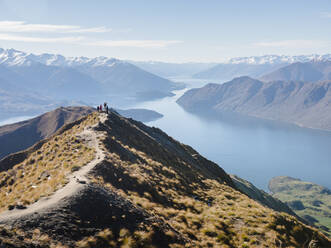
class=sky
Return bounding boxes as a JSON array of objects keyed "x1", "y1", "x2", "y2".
[{"x1": 0, "y1": 0, "x2": 330, "y2": 62}]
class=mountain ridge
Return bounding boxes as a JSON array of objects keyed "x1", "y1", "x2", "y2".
[
  {"x1": 193, "y1": 54, "x2": 331, "y2": 80},
  {"x1": 177, "y1": 76, "x2": 331, "y2": 130},
  {"x1": 0, "y1": 111, "x2": 329, "y2": 247},
  {"x1": 0, "y1": 48, "x2": 182, "y2": 101},
  {"x1": 260, "y1": 61, "x2": 331, "y2": 82}
]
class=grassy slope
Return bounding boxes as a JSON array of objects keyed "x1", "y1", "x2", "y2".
[
  {"x1": 87, "y1": 113, "x2": 330, "y2": 247},
  {"x1": 0, "y1": 112, "x2": 330, "y2": 247},
  {"x1": 0, "y1": 113, "x2": 98, "y2": 212},
  {"x1": 269, "y1": 176, "x2": 331, "y2": 237}
]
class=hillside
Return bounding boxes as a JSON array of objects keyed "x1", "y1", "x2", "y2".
[
  {"x1": 0, "y1": 48, "x2": 182, "y2": 107},
  {"x1": 193, "y1": 54, "x2": 331, "y2": 80},
  {"x1": 0, "y1": 111, "x2": 329, "y2": 247},
  {"x1": 0, "y1": 106, "x2": 95, "y2": 161},
  {"x1": 177, "y1": 76, "x2": 331, "y2": 130},
  {"x1": 0, "y1": 106, "x2": 164, "y2": 160},
  {"x1": 261, "y1": 61, "x2": 331, "y2": 82},
  {"x1": 0, "y1": 87, "x2": 58, "y2": 120},
  {"x1": 269, "y1": 176, "x2": 331, "y2": 237},
  {"x1": 193, "y1": 63, "x2": 285, "y2": 81},
  {"x1": 230, "y1": 175, "x2": 298, "y2": 218}
]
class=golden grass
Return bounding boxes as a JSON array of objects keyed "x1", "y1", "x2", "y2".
[
  {"x1": 90, "y1": 131, "x2": 330, "y2": 248},
  {"x1": 0, "y1": 113, "x2": 99, "y2": 213},
  {"x1": 76, "y1": 228, "x2": 158, "y2": 248}
]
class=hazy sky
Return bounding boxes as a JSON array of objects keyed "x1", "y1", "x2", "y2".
[{"x1": 0, "y1": 0, "x2": 330, "y2": 62}]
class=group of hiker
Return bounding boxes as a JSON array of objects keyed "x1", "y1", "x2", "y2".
[{"x1": 97, "y1": 102, "x2": 109, "y2": 114}]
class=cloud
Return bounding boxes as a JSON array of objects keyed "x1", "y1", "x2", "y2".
[
  {"x1": 0, "y1": 33, "x2": 182, "y2": 48},
  {"x1": 0, "y1": 21, "x2": 182, "y2": 48},
  {"x1": 0, "y1": 33, "x2": 84, "y2": 43},
  {"x1": 253, "y1": 40, "x2": 330, "y2": 49},
  {"x1": 87, "y1": 40, "x2": 183, "y2": 48},
  {"x1": 0, "y1": 21, "x2": 111, "y2": 33}
]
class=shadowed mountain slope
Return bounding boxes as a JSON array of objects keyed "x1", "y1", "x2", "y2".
[
  {"x1": 0, "y1": 111, "x2": 329, "y2": 247},
  {"x1": 260, "y1": 61, "x2": 331, "y2": 82},
  {"x1": 0, "y1": 48, "x2": 182, "y2": 103},
  {"x1": 193, "y1": 55, "x2": 331, "y2": 81},
  {"x1": 0, "y1": 106, "x2": 95, "y2": 160},
  {"x1": 0, "y1": 106, "x2": 164, "y2": 160},
  {"x1": 177, "y1": 76, "x2": 331, "y2": 130}
]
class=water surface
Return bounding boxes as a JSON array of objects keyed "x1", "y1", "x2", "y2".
[
  {"x1": 0, "y1": 116, "x2": 35, "y2": 127},
  {"x1": 131, "y1": 82, "x2": 331, "y2": 191}
]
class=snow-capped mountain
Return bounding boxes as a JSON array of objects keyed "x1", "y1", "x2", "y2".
[
  {"x1": 194, "y1": 54, "x2": 331, "y2": 80},
  {"x1": 0, "y1": 48, "x2": 182, "y2": 118},
  {"x1": 222, "y1": 54, "x2": 331, "y2": 65},
  {"x1": 0, "y1": 48, "x2": 123, "y2": 67}
]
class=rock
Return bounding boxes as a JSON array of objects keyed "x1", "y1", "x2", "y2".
[{"x1": 15, "y1": 204, "x2": 27, "y2": 210}]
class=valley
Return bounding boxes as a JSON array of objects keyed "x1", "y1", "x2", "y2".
[{"x1": 1, "y1": 1, "x2": 331, "y2": 246}]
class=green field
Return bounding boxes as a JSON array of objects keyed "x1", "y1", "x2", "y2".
[{"x1": 269, "y1": 176, "x2": 331, "y2": 237}]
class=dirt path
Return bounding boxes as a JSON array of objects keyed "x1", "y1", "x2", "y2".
[{"x1": 0, "y1": 113, "x2": 107, "y2": 223}]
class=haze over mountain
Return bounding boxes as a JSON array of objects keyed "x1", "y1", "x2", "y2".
[
  {"x1": 177, "y1": 76, "x2": 331, "y2": 130},
  {"x1": 129, "y1": 61, "x2": 217, "y2": 78},
  {"x1": 0, "y1": 111, "x2": 329, "y2": 247},
  {"x1": 260, "y1": 61, "x2": 331, "y2": 82},
  {"x1": 194, "y1": 54, "x2": 331, "y2": 81},
  {"x1": 0, "y1": 48, "x2": 182, "y2": 116}
]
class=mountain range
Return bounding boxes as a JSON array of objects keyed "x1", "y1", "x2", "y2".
[
  {"x1": 0, "y1": 110, "x2": 329, "y2": 247},
  {"x1": 260, "y1": 61, "x2": 331, "y2": 82},
  {"x1": 0, "y1": 48, "x2": 183, "y2": 118},
  {"x1": 177, "y1": 74, "x2": 331, "y2": 130},
  {"x1": 193, "y1": 54, "x2": 331, "y2": 81}
]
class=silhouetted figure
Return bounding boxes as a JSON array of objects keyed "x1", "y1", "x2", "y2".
[
  {"x1": 106, "y1": 105, "x2": 109, "y2": 114},
  {"x1": 97, "y1": 106, "x2": 100, "y2": 112},
  {"x1": 100, "y1": 104, "x2": 103, "y2": 112}
]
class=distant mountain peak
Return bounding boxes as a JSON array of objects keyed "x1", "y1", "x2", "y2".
[
  {"x1": 223, "y1": 54, "x2": 331, "y2": 65},
  {"x1": 0, "y1": 48, "x2": 124, "y2": 68}
]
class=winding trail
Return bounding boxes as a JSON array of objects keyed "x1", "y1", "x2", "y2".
[{"x1": 0, "y1": 113, "x2": 107, "y2": 223}]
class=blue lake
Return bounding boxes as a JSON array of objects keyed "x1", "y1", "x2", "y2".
[
  {"x1": 131, "y1": 80, "x2": 331, "y2": 191},
  {"x1": 1, "y1": 78, "x2": 330, "y2": 191}
]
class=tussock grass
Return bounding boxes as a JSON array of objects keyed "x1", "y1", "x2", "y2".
[
  {"x1": 90, "y1": 117, "x2": 330, "y2": 247},
  {"x1": 0, "y1": 113, "x2": 99, "y2": 212}
]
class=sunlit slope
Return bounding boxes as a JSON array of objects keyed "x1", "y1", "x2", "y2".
[
  {"x1": 0, "y1": 111, "x2": 329, "y2": 247},
  {"x1": 269, "y1": 176, "x2": 331, "y2": 237}
]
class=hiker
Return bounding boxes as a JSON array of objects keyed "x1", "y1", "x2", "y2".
[
  {"x1": 97, "y1": 105, "x2": 100, "y2": 112},
  {"x1": 106, "y1": 105, "x2": 109, "y2": 114},
  {"x1": 104, "y1": 102, "x2": 107, "y2": 110},
  {"x1": 100, "y1": 104, "x2": 103, "y2": 112}
]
